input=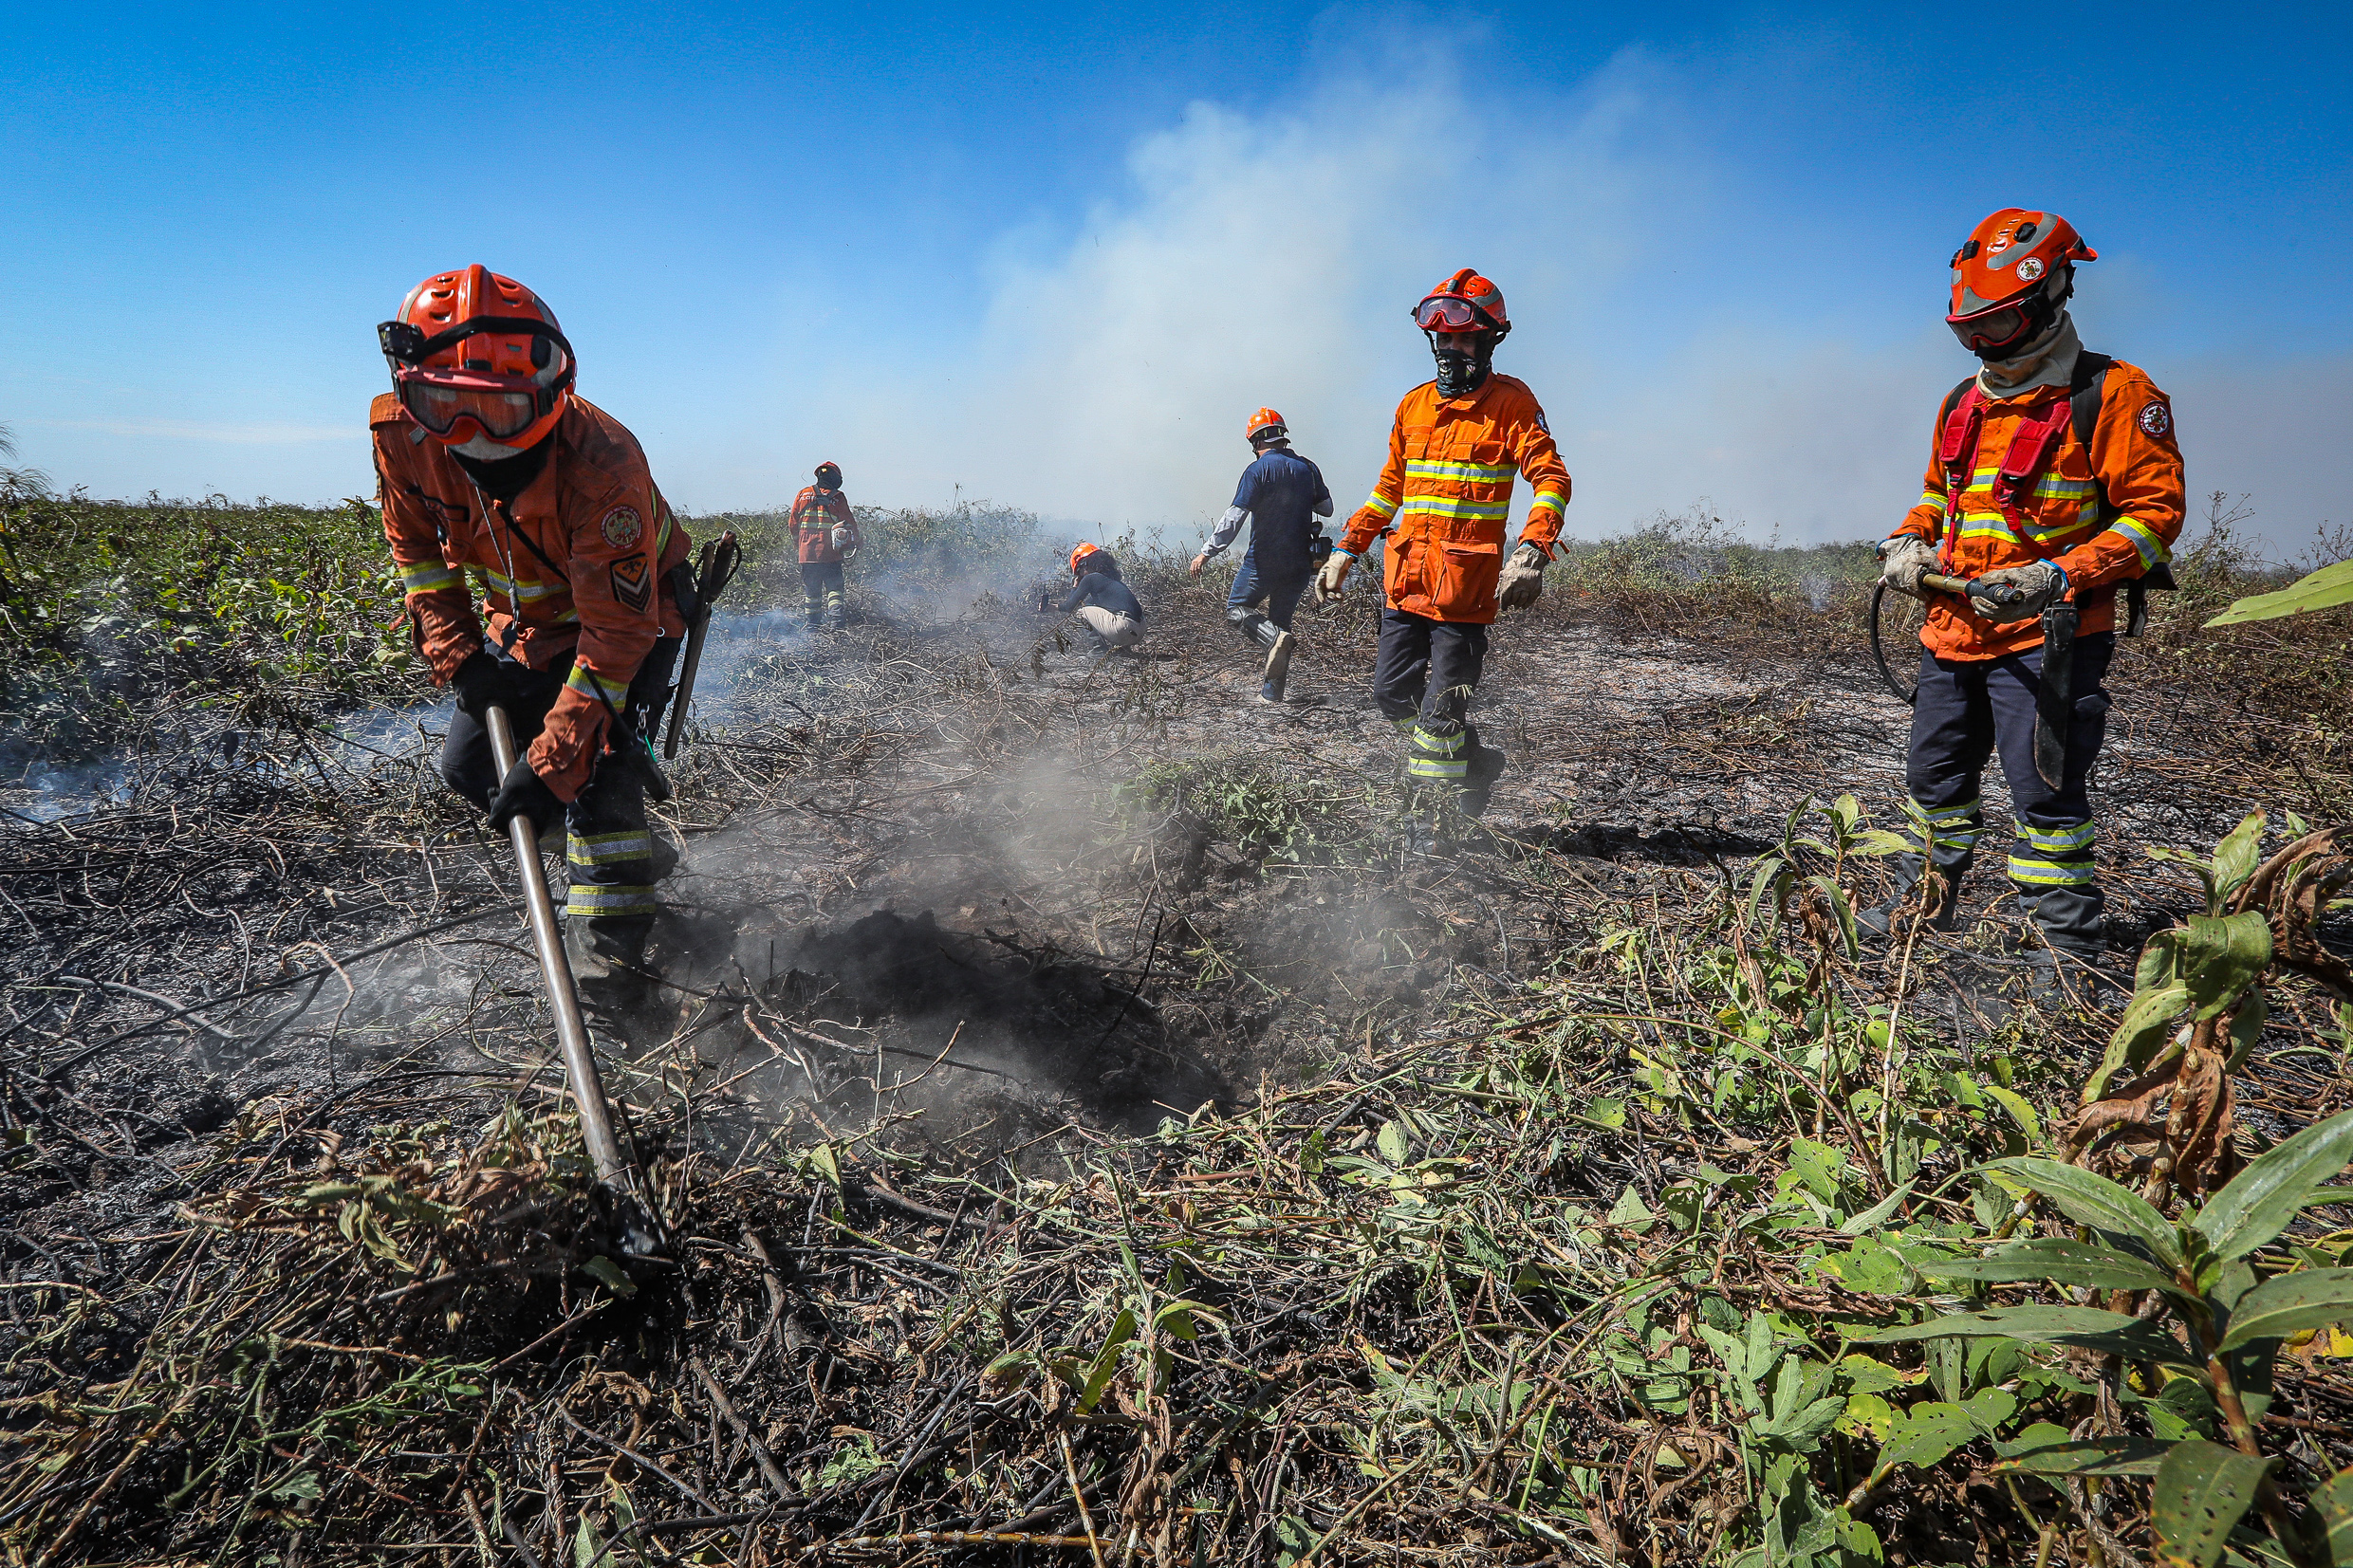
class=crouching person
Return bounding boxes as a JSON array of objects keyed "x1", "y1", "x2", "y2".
[
  {"x1": 373, "y1": 266, "x2": 690, "y2": 1036},
  {"x1": 1191, "y1": 407, "x2": 1332, "y2": 702},
  {"x1": 1041, "y1": 544, "x2": 1146, "y2": 654}
]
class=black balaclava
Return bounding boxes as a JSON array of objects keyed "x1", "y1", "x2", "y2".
[
  {"x1": 452, "y1": 432, "x2": 553, "y2": 505},
  {"x1": 815, "y1": 463, "x2": 843, "y2": 492},
  {"x1": 1430, "y1": 329, "x2": 1500, "y2": 397}
]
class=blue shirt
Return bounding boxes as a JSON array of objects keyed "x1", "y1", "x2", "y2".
[
  {"x1": 1057, "y1": 571, "x2": 1144, "y2": 623},
  {"x1": 1228, "y1": 448, "x2": 1332, "y2": 579}
]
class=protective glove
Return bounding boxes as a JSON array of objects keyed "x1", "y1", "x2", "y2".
[
  {"x1": 1967, "y1": 562, "x2": 2068, "y2": 623},
  {"x1": 1877, "y1": 536, "x2": 1937, "y2": 599},
  {"x1": 486, "y1": 757, "x2": 564, "y2": 835},
  {"x1": 1496, "y1": 542, "x2": 1547, "y2": 611},
  {"x1": 1314, "y1": 549, "x2": 1356, "y2": 604},
  {"x1": 449, "y1": 649, "x2": 509, "y2": 722}
]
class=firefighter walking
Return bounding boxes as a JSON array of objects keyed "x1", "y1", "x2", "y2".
[
  {"x1": 373, "y1": 265, "x2": 692, "y2": 1031},
  {"x1": 1191, "y1": 408, "x2": 1333, "y2": 703},
  {"x1": 789, "y1": 462, "x2": 861, "y2": 631},
  {"x1": 1318, "y1": 270, "x2": 1570, "y2": 846},
  {"x1": 1870, "y1": 208, "x2": 2184, "y2": 983}
]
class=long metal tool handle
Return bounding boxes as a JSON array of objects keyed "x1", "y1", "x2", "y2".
[
  {"x1": 486, "y1": 707, "x2": 634, "y2": 1193},
  {"x1": 661, "y1": 613, "x2": 710, "y2": 761}
]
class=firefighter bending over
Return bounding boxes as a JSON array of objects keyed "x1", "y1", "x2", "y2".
[
  {"x1": 789, "y1": 462, "x2": 860, "y2": 631},
  {"x1": 1871, "y1": 209, "x2": 2183, "y2": 985},
  {"x1": 1041, "y1": 544, "x2": 1146, "y2": 654},
  {"x1": 373, "y1": 266, "x2": 692, "y2": 1032},
  {"x1": 1190, "y1": 407, "x2": 1333, "y2": 703},
  {"x1": 1316, "y1": 270, "x2": 1569, "y2": 847}
]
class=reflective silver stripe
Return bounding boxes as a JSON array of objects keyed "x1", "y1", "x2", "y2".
[
  {"x1": 563, "y1": 883, "x2": 659, "y2": 915},
  {"x1": 2007, "y1": 856, "x2": 2096, "y2": 886},
  {"x1": 566, "y1": 830, "x2": 654, "y2": 867}
]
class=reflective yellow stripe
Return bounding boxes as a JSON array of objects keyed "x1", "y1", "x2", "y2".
[
  {"x1": 1403, "y1": 458, "x2": 1516, "y2": 483},
  {"x1": 475, "y1": 567, "x2": 566, "y2": 603},
  {"x1": 1530, "y1": 488, "x2": 1567, "y2": 515},
  {"x1": 400, "y1": 561, "x2": 462, "y2": 594},
  {"x1": 2008, "y1": 856, "x2": 2096, "y2": 886},
  {"x1": 1363, "y1": 492, "x2": 1399, "y2": 518},
  {"x1": 2111, "y1": 518, "x2": 2170, "y2": 567},
  {"x1": 564, "y1": 883, "x2": 659, "y2": 915},
  {"x1": 2015, "y1": 819, "x2": 2095, "y2": 853},
  {"x1": 565, "y1": 663, "x2": 631, "y2": 705},
  {"x1": 1917, "y1": 490, "x2": 1948, "y2": 515},
  {"x1": 1398, "y1": 496, "x2": 1510, "y2": 520},
  {"x1": 567, "y1": 830, "x2": 654, "y2": 866}
]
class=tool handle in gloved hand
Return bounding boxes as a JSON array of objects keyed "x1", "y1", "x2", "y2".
[
  {"x1": 1918, "y1": 571, "x2": 2025, "y2": 609},
  {"x1": 483, "y1": 707, "x2": 653, "y2": 1252},
  {"x1": 660, "y1": 530, "x2": 741, "y2": 761}
]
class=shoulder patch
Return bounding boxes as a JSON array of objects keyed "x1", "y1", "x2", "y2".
[
  {"x1": 609, "y1": 554, "x2": 652, "y2": 613},
  {"x1": 601, "y1": 506, "x2": 643, "y2": 549},
  {"x1": 2137, "y1": 400, "x2": 2173, "y2": 438}
]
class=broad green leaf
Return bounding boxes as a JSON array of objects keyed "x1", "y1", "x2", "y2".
[
  {"x1": 580, "y1": 1256, "x2": 638, "y2": 1298},
  {"x1": 1979, "y1": 1083, "x2": 2043, "y2": 1145},
  {"x1": 2203, "y1": 558, "x2": 2353, "y2": 627},
  {"x1": 2151, "y1": 1438, "x2": 2273, "y2": 1568},
  {"x1": 2307, "y1": 1466, "x2": 2353, "y2": 1566},
  {"x1": 1837, "y1": 1356, "x2": 1921, "y2": 1395},
  {"x1": 1860, "y1": 1304, "x2": 2140, "y2": 1342},
  {"x1": 1992, "y1": 1433, "x2": 2172, "y2": 1477},
  {"x1": 2211, "y1": 813, "x2": 2268, "y2": 909},
  {"x1": 2193, "y1": 1108, "x2": 2353, "y2": 1261},
  {"x1": 2177, "y1": 913, "x2": 2272, "y2": 1020},
  {"x1": 1921, "y1": 1237, "x2": 2178, "y2": 1294},
  {"x1": 1839, "y1": 1182, "x2": 1916, "y2": 1236},
  {"x1": 1078, "y1": 1306, "x2": 1139, "y2": 1411},
  {"x1": 2088, "y1": 983, "x2": 2191, "y2": 1102},
  {"x1": 2219, "y1": 1267, "x2": 2353, "y2": 1351},
  {"x1": 1788, "y1": 1138, "x2": 1846, "y2": 1203},
  {"x1": 1376, "y1": 1120, "x2": 1410, "y2": 1164},
  {"x1": 1838, "y1": 1392, "x2": 1894, "y2": 1440},
  {"x1": 1983, "y1": 1156, "x2": 2183, "y2": 1265},
  {"x1": 1868, "y1": 1393, "x2": 2008, "y2": 1479}
]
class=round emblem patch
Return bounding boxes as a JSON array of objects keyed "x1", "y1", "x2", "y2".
[
  {"x1": 601, "y1": 507, "x2": 643, "y2": 549},
  {"x1": 2138, "y1": 401, "x2": 2173, "y2": 437},
  {"x1": 2016, "y1": 256, "x2": 2045, "y2": 282}
]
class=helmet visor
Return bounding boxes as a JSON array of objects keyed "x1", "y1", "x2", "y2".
[
  {"x1": 398, "y1": 378, "x2": 543, "y2": 440},
  {"x1": 1414, "y1": 296, "x2": 1489, "y2": 332}
]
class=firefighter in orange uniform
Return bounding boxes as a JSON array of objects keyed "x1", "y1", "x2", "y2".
[
  {"x1": 373, "y1": 266, "x2": 692, "y2": 1024},
  {"x1": 1871, "y1": 209, "x2": 2184, "y2": 975},
  {"x1": 1317, "y1": 270, "x2": 1570, "y2": 842},
  {"x1": 788, "y1": 462, "x2": 860, "y2": 630}
]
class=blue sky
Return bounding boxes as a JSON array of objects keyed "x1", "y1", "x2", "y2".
[{"x1": 3, "y1": 2, "x2": 2345, "y2": 549}]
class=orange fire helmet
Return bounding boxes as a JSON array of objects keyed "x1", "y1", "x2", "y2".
[
  {"x1": 1413, "y1": 269, "x2": 1509, "y2": 336},
  {"x1": 1945, "y1": 210, "x2": 2097, "y2": 359},
  {"x1": 1245, "y1": 408, "x2": 1287, "y2": 444},
  {"x1": 377, "y1": 266, "x2": 575, "y2": 450},
  {"x1": 1069, "y1": 543, "x2": 1112, "y2": 578}
]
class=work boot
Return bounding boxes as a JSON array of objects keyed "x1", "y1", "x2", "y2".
[
  {"x1": 1260, "y1": 631, "x2": 1295, "y2": 703},
  {"x1": 564, "y1": 924, "x2": 662, "y2": 1050},
  {"x1": 1856, "y1": 856, "x2": 1962, "y2": 942},
  {"x1": 2020, "y1": 946, "x2": 2123, "y2": 1012},
  {"x1": 1458, "y1": 738, "x2": 1506, "y2": 819}
]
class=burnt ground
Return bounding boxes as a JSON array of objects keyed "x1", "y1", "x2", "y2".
[
  {"x1": 3, "y1": 563, "x2": 2344, "y2": 1563},
  {"x1": 0, "y1": 569, "x2": 2313, "y2": 1266}
]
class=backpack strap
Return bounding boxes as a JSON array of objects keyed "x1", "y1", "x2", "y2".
[{"x1": 2068, "y1": 351, "x2": 2116, "y2": 520}]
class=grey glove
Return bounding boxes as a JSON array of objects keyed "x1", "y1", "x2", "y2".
[
  {"x1": 1496, "y1": 542, "x2": 1547, "y2": 611},
  {"x1": 1878, "y1": 536, "x2": 1937, "y2": 599},
  {"x1": 1967, "y1": 562, "x2": 2068, "y2": 623}
]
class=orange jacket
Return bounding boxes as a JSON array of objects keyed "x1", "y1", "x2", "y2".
[
  {"x1": 1892, "y1": 359, "x2": 2183, "y2": 659},
  {"x1": 789, "y1": 487, "x2": 859, "y2": 563},
  {"x1": 373, "y1": 394, "x2": 692, "y2": 800},
  {"x1": 1338, "y1": 375, "x2": 1570, "y2": 624}
]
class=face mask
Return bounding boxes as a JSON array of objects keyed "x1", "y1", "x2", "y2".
[{"x1": 1433, "y1": 343, "x2": 1491, "y2": 397}]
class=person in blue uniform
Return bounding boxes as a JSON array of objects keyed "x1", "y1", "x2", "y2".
[{"x1": 1190, "y1": 407, "x2": 1332, "y2": 702}]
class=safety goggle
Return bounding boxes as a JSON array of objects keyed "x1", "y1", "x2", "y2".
[
  {"x1": 397, "y1": 378, "x2": 547, "y2": 440},
  {"x1": 1414, "y1": 296, "x2": 1492, "y2": 332},
  {"x1": 1946, "y1": 303, "x2": 2031, "y2": 354}
]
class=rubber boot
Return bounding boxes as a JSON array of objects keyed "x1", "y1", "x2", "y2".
[
  {"x1": 1458, "y1": 726, "x2": 1505, "y2": 819},
  {"x1": 564, "y1": 922, "x2": 660, "y2": 1051},
  {"x1": 1260, "y1": 631, "x2": 1295, "y2": 704}
]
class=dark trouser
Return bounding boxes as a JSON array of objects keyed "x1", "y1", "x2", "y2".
[
  {"x1": 1227, "y1": 553, "x2": 1311, "y2": 640},
  {"x1": 801, "y1": 561, "x2": 846, "y2": 626},
  {"x1": 439, "y1": 645, "x2": 676, "y2": 987},
  {"x1": 1904, "y1": 632, "x2": 2113, "y2": 954},
  {"x1": 1373, "y1": 609, "x2": 1498, "y2": 817}
]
